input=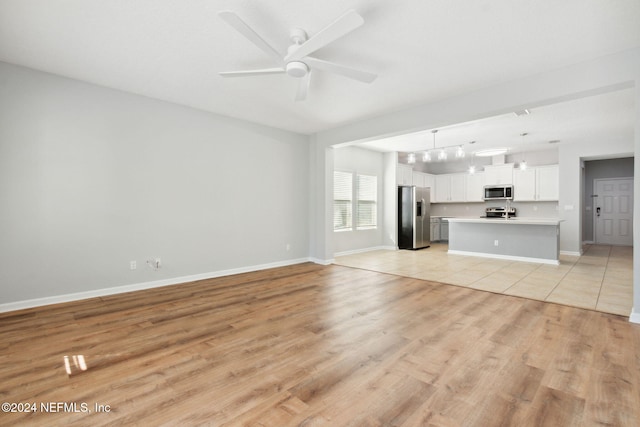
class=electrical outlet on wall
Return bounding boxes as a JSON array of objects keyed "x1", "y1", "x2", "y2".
[{"x1": 147, "y1": 258, "x2": 162, "y2": 270}]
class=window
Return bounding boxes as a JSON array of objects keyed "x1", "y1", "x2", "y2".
[
  {"x1": 357, "y1": 174, "x2": 377, "y2": 229},
  {"x1": 333, "y1": 171, "x2": 378, "y2": 231},
  {"x1": 333, "y1": 171, "x2": 352, "y2": 231}
]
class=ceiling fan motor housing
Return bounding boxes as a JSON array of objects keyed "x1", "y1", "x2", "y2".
[{"x1": 286, "y1": 61, "x2": 308, "y2": 78}]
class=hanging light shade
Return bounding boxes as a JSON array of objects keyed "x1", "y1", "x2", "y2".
[
  {"x1": 438, "y1": 149, "x2": 447, "y2": 161},
  {"x1": 407, "y1": 153, "x2": 416, "y2": 164},
  {"x1": 422, "y1": 151, "x2": 431, "y2": 162},
  {"x1": 519, "y1": 132, "x2": 528, "y2": 170},
  {"x1": 455, "y1": 145, "x2": 465, "y2": 158}
]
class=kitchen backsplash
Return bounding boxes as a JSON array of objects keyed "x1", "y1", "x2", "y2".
[{"x1": 431, "y1": 201, "x2": 559, "y2": 218}]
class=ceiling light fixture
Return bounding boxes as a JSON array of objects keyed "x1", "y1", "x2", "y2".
[
  {"x1": 407, "y1": 153, "x2": 416, "y2": 164},
  {"x1": 422, "y1": 151, "x2": 431, "y2": 162},
  {"x1": 455, "y1": 145, "x2": 465, "y2": 159},
  {"x1": 468, "y1": 152, "x2": 477, "y2": 174},
  {"x1": 475, "y1": 148, "x2": 508, "y2": 157},
  {"x1": 513, "y1": 109, "x2": 530, "y2": 116},
  {"x1": 519, "y1": 132, "x2": 528, "y2": 170}
]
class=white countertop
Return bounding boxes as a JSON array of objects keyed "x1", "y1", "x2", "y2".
[{"x1": 446, "y1": 217, "x2": 563, "y2": 225}]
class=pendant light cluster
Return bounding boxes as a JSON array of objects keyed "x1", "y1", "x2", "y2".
[
  {"x1": 406, "y1": 129, "x2": 535, "y2": 175},
  {"x1": 407, "y1": 130, "x2": 466, "y2": 165}
]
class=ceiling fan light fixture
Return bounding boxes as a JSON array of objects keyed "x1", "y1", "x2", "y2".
[{"x1": 286, "y1": 61, "x2": 309, "y2": 78}]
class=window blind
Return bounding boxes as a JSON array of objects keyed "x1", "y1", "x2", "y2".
[
  {"x1": 333, "y1": 171, "x2": 353, "y2": 231},
  {"x1": 357, "y1": 174, "x2": 377, "y2": 229}
]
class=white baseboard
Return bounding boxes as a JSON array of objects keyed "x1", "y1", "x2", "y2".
[
  {"x1": 630, "y1": 308, "x2": 640, "y2": 324},
  {"x1": 334, "y1": 245, "x2": 395, "y2": 257},
  {"x1": 0, "y1": 257, "x2": 313, "y2": 314},
  {"x1": 560, "y1": 250, "x2": 582, "y2": 257},
  {"x1": 447, "y1": 250, "x2": 560, "y2": 265},
  {"x1": 308, "y1": 257, "x2": 334, "y2": 265}
]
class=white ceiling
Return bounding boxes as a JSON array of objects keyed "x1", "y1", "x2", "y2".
[
  {"x1": 359, "y1": 88, "x2": 636, "y2": 156},
  {"x1": 0, "y1": 0, "x2": 639, "y2": 138}
]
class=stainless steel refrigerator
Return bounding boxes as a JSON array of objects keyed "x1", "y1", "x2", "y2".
[{"x1": 397, "y1": 186, "x2": 430, "y2": 250}]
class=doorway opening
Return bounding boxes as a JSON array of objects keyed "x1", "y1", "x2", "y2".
[{"x1": 583, "y1": 157, "x2": 635, "y2": 246}]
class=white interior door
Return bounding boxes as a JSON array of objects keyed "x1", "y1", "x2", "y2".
[{"x1": 594, "y1": 178, "x2": 633, "y2": 246}]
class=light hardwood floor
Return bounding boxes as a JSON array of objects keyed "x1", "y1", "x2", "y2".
[
  {"x1": 1, "y1": 263, "x2": 640, "y2": 426},
  {"x1": 335, "y1": 243, "x2": 633, "y2": 317}
]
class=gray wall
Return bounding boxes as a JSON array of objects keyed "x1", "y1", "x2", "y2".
[
  {"x1": 583, "y1": 157, "x2": 634, "y2": 242},
  {"x1": 0, "y1": 62, "x2": 310, "y2": 305}
]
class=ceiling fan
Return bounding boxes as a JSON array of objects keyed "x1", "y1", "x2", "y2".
[{"x1": 218, "y1": 9, "x2": 377, "y2": 101}]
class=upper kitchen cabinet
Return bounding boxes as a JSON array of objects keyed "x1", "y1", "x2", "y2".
[
  {"x1": 396, "y1": 163, "x2": 413, "y2": 185},
  {"x1": 513, "y1": 165, "x2": 559, "y2": 201},
  {"x1": 536, "y1": 165, "x2": 559, "y2": 200},
  {"x1": 465, "y1": 172, "x2": 486, "y2": 202},
  {"x1": 435, "y1": 173, "x2": 466, "y2": 203},
  {"x1": 484, "y1": 164, "x2": 514, "y2": 185},
  {"x1": 413, "y1": 171, "x2": 436, "y2": 203}
]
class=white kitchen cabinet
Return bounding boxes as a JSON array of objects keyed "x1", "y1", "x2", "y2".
[
  {"x1": 536, "y1": 165, "x2": 559, "y2": 200},
  {"x1": 465, "y1": 172, "x2": 485, "y2": 202},
  {"x1": 484, "y1": 164, "x2": 514, "y2": 185},
  {"x1": 412, "y1": 171, "x2": 426, "y2": 187},
  {"x1": 423, "y1": 173, "x2": 436, "y2": 203},
  {"x1": 396, "y1": 164, "x2": 413, "y2": 185},
  {"x1": 430, "y1": 220, "x2": 440, "y2": 242},
  {"x1": 434, "y1": 175, "x2": 449, "y2": 202},
  {"x1": 513, "y1": 168, "x2": 536, "y2": 201},
  {"x1": 435, "y1": 173, "x2": 466, "y2": 202},
  {"x1": 513, "y1": 165, "x2": 559, "y2": 201}
]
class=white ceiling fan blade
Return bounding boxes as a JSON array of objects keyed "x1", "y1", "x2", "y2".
[
  {"x1": 285, "y1": 10, "x2": 364, "y2": 62},
  {"x1": 219, "y1": 68, "x2": 285, "y2": 77},
  {"x1": 305, "y1": 57, "x2": 376, "y2": 83},
  {"x1": 218, "y1": 11, "x2": 283, "y2": 65},
  {"x1": 295, "y1": 72, "x2": 311, "y2": 102}
]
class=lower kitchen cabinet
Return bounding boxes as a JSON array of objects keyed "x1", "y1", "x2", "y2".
[{"x1": 430, "y1": 219, "x2": 440, "y2": 242}]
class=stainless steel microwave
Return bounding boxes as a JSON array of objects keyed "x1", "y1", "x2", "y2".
[{"x1": 483, "y1": 185, "x2": 513, "y2": 201}]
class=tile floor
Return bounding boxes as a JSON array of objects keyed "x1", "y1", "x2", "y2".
[{"x1": 334, "y1": 243, "x2": 633, "y2": 317}]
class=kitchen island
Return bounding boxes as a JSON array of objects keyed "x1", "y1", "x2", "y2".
[{"x1": 447, "y1": 217, "x2": 562, "y2": 265}]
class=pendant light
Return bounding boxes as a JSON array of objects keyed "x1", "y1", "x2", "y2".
[
  {"x1": 468, "y1": 151, "x2": 477, "y2": 174},
  {"x1": 431, "y1": 130, "x2": 448, "y2": 161},
  {"x1": 407, "y1": 152, "x2": 416, "y2": 164},
  {"x1": 519, "y1": 132, "x2": 528, "y2": 170},
  {"x1": 422, "y1": 151, "x2": 431, "y2": 162},
  {"x1": 466, "y1": 141, "x2": 476, "y2": 174},
  {"x1": 455, "y1": 145, "x2": 465, "y2": 159}
]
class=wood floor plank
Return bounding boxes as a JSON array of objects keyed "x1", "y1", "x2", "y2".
[{"x1": 1, "y1": 263, "x2": 640, "y2": 426}]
